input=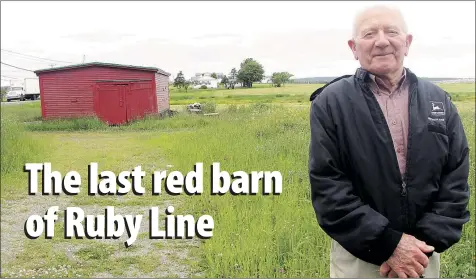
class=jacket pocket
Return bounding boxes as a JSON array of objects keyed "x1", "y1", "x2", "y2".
[
  {"x1": 427, "y1": 122, "x2": 447, "y2": 135},
  {"x1": 425, "y1": 127, "x2": 449, "y2": 178}
]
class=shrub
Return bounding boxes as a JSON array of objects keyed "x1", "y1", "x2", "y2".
[
  {"x1": 200, "y1": 85, "x2": 208, "y2": 89},
  {"x1": 227, "y1": 104, "x2": 238, "y2": 113},
  {"x1": 248, "y1": 102, "x2": 272, "y2": 113},
  {"x1": 202, "y1": 102, "x2": 217, "y2": 113}
]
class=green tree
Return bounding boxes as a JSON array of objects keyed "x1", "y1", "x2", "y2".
[
  {"x1": 221, "y1": 75, "x2": 229, "y2": 88},
  {"x1": 211, "y1": 73, "x2": 217, "y2": 79},
  {"x1": 237, "y1": 58, "x2": 265, "y2": 88},
  {"x1": 183, "y1": 80, "x2": 191, "y2": 92},
  {"x1": 271, "y1": 72, "x2": 294, "y2": 87},
  {"x1": 173, "y1": 71, "x2": 186, "y2": 88},
  {"x1": 228, "y1": 68, "x2": 238, "y2": 89},
  {"x1": 1, "y1": 89, "x2": 6, "y2": 101}
]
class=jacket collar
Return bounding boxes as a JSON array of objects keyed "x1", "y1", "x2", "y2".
[
  {"x1": 309, "y1": 67, "x2": 419, "y2": 102},
  {"x1": 309, "y1": 74, "x2": 352, "y2": 101},
  {"x1": 356, "y1": 67, "x2": 418, "y2": 85}
]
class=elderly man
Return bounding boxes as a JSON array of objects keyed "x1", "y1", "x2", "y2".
[{"x1": 308, "y1": 5, "x2": 470, "y2": 278}]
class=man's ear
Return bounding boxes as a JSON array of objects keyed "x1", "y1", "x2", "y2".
[
  {"x1": 348, "y1": 39, "x2": 358, "y2": 60},
  {"x1": 405, "y1": 34, "x2": 413, "y2": 56}
]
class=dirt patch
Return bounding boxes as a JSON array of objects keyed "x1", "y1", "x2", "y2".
[
  {"x1": 1, "y1": 195, "x2": 201, "y2": 277},
  {"x1": 1, "y1": 195, "x2": 71, "y2": 267}
]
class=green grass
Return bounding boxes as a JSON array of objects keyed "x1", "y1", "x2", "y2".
[
  {"x1": 0, "y1": 109, "x2": 45, "y2": 176},
  {"x1": 0, "y1": 83, "x2": 474, "y2": 278},
  {"x1": 0, "y1": 101, "x2": 43, "y2": 122},
  {"x1": 169, "y1": 83, "x2": 321, "y2": 105},
  {"x1": 168, "y1": 82, "x2": 475, "y2": 105}
]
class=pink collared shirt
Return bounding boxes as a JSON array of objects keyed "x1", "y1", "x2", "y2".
[{"x1": 368, "y1": 69, "x2": 410, "y2": 176}]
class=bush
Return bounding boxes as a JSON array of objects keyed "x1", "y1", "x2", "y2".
[
  {"x1": 248, "y1": 102, "x2": 272, "y2": 113},
  {"x1": 201, "y1": 102, "x2": 217, "y2": 113},
  {"x1": 200, "y1": 85, "x2": 208, "y2": 89},
  {"x1": 226, "y1": 104, "x2": 238, "y2": 113}
]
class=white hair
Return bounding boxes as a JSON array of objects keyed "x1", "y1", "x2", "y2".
[{"x1": 352, "y1": 5, "x2": 409, "y2": 39}]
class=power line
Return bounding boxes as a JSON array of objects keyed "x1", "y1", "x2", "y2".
[
  {"x1": 1, "y1": 48, "x2": 74, "y2": 64},
  {"x1": 1, "y1": 62, "x2": 35, "y2": 72},
  {"x1": 2, "y1": 52, "x2": 64, "y2": 65},
  {"x1": 1, "y1": 75, "x2": 23, "y2": 80}
]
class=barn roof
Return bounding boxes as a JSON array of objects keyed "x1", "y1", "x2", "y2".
[{"x1": 34, "y1": 62, "x2": 171, "y2": 76}]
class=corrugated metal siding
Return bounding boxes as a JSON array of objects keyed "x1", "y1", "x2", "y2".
[
  {"x1": 155, "y1": 73, "x2": 170, "y2": 113},
  {"x1": 39, "y1": 66, "x2": 155, "y2": 119}
]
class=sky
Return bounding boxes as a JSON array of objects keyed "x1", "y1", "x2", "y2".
[{"x1": 1, "y1": 1, "x2": 475, "y2": 86}]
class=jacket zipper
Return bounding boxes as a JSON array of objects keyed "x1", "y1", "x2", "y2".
[
  {"x1": 401, "y1": 83, "x2": 416, "y2": 197},
  {"x1": 363, "y1": 79, "x2": 417, "y2": 231},
  {"x1": 401, "y1": 82, "x2": 417, "y2": 230},
  {"x1": 363, "y1": 83, "x2": 405, "y2": 189}
]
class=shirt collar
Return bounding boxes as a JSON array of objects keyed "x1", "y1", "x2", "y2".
[{"x1": 368, "y1": 68, "x2": 407, "y2": 95}]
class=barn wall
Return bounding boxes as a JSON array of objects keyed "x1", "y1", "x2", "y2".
[
  {"x1": 155, "y1": 73, "x2": 170, "y2": 113},
  {"x1": 38, "y1": 67, "x2": 155, "y2": 119}
]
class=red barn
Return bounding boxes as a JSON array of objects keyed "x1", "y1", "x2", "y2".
[{"x1": 34, "y1": 62, "x2": 171, "y2": 125}]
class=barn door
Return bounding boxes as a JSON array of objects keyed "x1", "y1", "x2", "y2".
[
  {"x1": 94, "y1": 84, "x2": 128, "y2": 125},
  {"x1": 125, "y1": 81, "x2": 154, "y2": 122}
]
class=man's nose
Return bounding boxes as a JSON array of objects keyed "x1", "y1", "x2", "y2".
[{"x1": 374, "y1": 30, "x2": 390, "y2": 47}]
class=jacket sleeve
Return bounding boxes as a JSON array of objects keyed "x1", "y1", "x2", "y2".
[
  {"x1": 414, "y1": 98, "x2": 470, "y2": 253},
  {"x1": 308, "y1": 95, "x2": 403, "y2": 266}
]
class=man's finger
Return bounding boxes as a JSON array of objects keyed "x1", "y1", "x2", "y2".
[
  {"x1": 396, "y1": 271, "x2": 408, "y2": 278},
  {"x1": 407, "y1": 269, "x2": 420, "y2": 278},
  {"x1": 380, "y1": 262, "x2": 391, "y2": 276},
  {"x1": 416, "y1": 240, "x2": 434, "y2": 253},
  {"x1": 415, "y1": 263, "x2": 425, "y2": 277},
  {"x1": 388, "y1": 270, "x2": 398, "y2": 278},
  {"x1": 403, "y1": 262, "x2": 424, "y2": 278},
  {"x1": 415, "y1": 251, "x2": 429, "y2": 268}
]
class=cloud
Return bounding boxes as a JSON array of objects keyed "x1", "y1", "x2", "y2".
[
  {"x1": 1, "y1": 1, "x2": 474, "y2": 80},
  {"x1": 59, "y1": 31, "x2": 138, "y2": 43}
]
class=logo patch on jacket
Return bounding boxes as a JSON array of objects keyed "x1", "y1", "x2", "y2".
[
  {"x1": 430, "y1": 101, "x2": 445, "y2": 116},
  {"x1": 428, "y1": 101, "x2": 446, "y2": 132}
]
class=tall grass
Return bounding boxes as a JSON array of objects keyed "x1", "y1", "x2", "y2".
[
  {"x1": 147, "y1": 104, "x2": 331, "y2": 277},
  {"x1": 0, "y1": 101, "x2": 42, "y2": 122},
  {"x1": 439, "y1": 101, "x2": 475, "y2": 278},
  {"x1": 0, "y1": 113, "x2": 44, "y2": 175},
  {"x1": 143, "y1": 102, "x2": 474, "y2": 278}
]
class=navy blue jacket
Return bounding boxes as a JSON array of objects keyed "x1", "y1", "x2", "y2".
[{"x1": 308, "y1": 67, "x2": 470, "y2": 265}]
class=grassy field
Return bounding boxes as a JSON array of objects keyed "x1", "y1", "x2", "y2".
[
  {"x1": 1, "y1": 83, "x2": 475, "y2": 278},
  {"x1": 167, "y1": 82, "x2": 475, "y2": 105}
]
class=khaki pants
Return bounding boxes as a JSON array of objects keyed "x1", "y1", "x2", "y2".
[{"x1": 330, "y1": 240, "x2": 440, "y2": 278}]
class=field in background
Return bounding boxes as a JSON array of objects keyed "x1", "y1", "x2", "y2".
[
  {"x1": 169, "y1": 82, "x2": 476, "y2": 105},
  {"x1": 1, "y1": 83, "x2": 475, "y2": 278}
]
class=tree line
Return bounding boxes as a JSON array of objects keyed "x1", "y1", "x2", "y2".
[{"x1": 173, "y1": 58, "x2": 293, "y2": 91}]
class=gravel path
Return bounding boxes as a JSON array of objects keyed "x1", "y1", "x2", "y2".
[{"x1": 1, "y1": 194, "x2": 201, "y2": 277}]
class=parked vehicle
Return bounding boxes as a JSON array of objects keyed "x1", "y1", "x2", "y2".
[
  {"x1": 4, "y1": 78, "x2": 41, "y2": 102},
  {"x1": 6, "y1": 87, "x2": 25, "y2": 102},
  {"x1": 23, "y1": 78, "x2": 41, "y2": 100}
]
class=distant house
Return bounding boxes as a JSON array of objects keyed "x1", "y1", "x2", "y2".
[
  {"x1": 191, "y1": 72, "x2": 224, "y2": 80},
  {"x1": 190, "y1": 72, "x2": 220, "y2": 89}
]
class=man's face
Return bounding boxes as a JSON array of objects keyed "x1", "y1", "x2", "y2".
[{"x1": 348, "y1": 8, "x2": 413, "y2": 75}]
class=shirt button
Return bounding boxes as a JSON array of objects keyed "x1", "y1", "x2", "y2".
[
  {"x1": 397, "y1": 147, "x2": 402, "y2": 153},
  {"x1": 392, "y1": 120, "x2": 397, "y2": 125}
]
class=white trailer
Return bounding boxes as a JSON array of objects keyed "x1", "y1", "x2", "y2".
[{"x1": 23, "y1": 78, "x2": 40, "y2": 100}]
